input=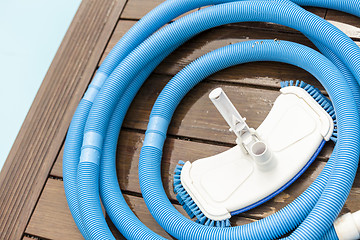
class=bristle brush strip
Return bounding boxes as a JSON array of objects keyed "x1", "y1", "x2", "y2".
[{"x1": 173, "y1": 160, "x2": 231, "y2": 227}]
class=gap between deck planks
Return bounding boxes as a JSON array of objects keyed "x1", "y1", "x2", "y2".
[{"x1": 25, "y1": 0, "x2": 360, "y2": 239}]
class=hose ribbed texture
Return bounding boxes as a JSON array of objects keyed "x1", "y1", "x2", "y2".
[
  {"x1": 311, "y1": 40, "x2": 360, "y2": 114},
  {"x1": 322, "y1": 226, "x2": 339, "y2": 240},
  {"x1": 77, "y1": 162, "x2": 114, "y2": 239},
  {"x1": 291, "y1": 0, "x2": 360, "y2": 17},
  {"x1": 63, "y1": 98, "x2": 93, "y2": 239},
  {"x1": 98, "y1": 0, "x2": 234, "y2": 76},
  {"x1": 62, "y1": 0, "x2": 360, "y2": 239},
  {"x1": 99, "y1": 50, "x2": 172, "y2": 240}
]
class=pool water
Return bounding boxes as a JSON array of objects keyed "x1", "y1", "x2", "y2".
[{"x1": 0, "y1": 0, "x2": 81, "y2": 170}]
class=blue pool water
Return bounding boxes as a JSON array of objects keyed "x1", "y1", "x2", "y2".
[{"x1": 0, "y1": 0, "x2": 81, "y2": 170}]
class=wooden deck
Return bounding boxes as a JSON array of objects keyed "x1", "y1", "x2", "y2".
[{"x1": 0, "y1": 0, "x2": 359, "y2": 239}]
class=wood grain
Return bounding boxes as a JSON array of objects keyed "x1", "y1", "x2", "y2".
[
  {"x1": 0, "y1": 0, "x2": 127, "y2": 239},
  {"x1": 121, "y1": 0, "x2": 164, "y2": 19},
  {"x1": 120, "y1": 0, "x2": 326, "y2": 21},
  {"x1": 121, "y1": 0, "x2": 200, "y2": 21},
  {"x1": 22, "y1": 237, "x2": 35, "y2": 240},
  {"x1": 50, "y1": 144, "x2": 65, "y2": 179},
  {"x1": 26, "y1": 179, "x2": 84, "y2": 240}
]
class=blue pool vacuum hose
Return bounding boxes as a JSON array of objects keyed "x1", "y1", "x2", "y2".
[{"x1": 63, "y1": 0, "x2": 360, "y2": 239}]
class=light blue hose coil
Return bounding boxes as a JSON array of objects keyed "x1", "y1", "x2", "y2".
[{"x1": 62, "y1": 0, "x2": 360, "y2": 239}]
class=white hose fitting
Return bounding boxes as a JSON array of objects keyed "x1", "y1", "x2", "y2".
[
  {"x1": 334, "y1": 211, "x2": 360, "y2": 240},
  {"x1": 209, "y1": 88, "x2": 273, "y2": 168},
  {"x1": 249, "y1": 141, "x2": 275, "y2": 170}
]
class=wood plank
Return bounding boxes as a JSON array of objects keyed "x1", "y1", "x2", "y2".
[
  {"x1": 25, "y1": 179, "x2": 83, "y2": 240},
  {"x1": 51, "y1": 145, "x2": 64, "y2": 180},
  {"x1": 26, "y1": 178, "x2": 255, "y2": 240},
  {"x1": 121, "y1": 0, "x2": 164, "y2": 19},
  {"x1": 120, "y1": 0, "x2": 325, "y2": 21},
  {"x1": 121, "y1": 0, "x2": 200, "y2": 22},
  {"x1": 0, "y1": 0, "x2": 128, "y2": 239},
  {"x1": 121, "y1": 0, "x2": 200, "y2": 21},
  {"x1": 22, "y1": 237, "x2": 35, "y2": 240}
]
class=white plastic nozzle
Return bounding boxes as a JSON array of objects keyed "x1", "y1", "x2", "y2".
[
  {"x1": 334, "y1": 211, "x2": 360, "y2": 240},
  {"x1": 209, "y1": 88, "x2": 249, "y2": 141},
  {"x1": 251, "y1": 141, "x2": 271, "y2": 162},
  {"x1": 209, "y1": 88, "x2": 273, "y2": 167}
]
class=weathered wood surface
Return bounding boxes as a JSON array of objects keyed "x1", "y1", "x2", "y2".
[
  {"x1": 22, "y1": 237, "x2": 34, "y2": 240},
  {"x1": 0, "y1": 0, "x2": 357, "y2": 239},
  {"x1": 0, "y1": 0, "x2": 127, "y2": 239}
]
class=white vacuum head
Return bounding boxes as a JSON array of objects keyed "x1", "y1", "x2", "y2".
[{"x1": 174, "y1": 82, "x2": 335, "y2": 227}]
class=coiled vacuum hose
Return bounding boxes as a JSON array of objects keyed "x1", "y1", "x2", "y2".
[{"x1": 63, "y1": 0, "x2": 360, "y2": 239}]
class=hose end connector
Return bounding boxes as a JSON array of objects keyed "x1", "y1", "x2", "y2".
[{"x1": 334, "y1": 211, "x2": 360, "y2": 240}]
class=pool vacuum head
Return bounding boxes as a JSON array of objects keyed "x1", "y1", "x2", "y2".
[{"x1": 174, "y1": 81, "x2": 336, "y2": 227}]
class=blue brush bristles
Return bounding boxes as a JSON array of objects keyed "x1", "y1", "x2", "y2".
[
  {"x1": 173, "y1": 160, "x2": 231, "y2": 227},
  {"x1": 281, "y1": 80, "x2": 337, "y2": 142}
]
